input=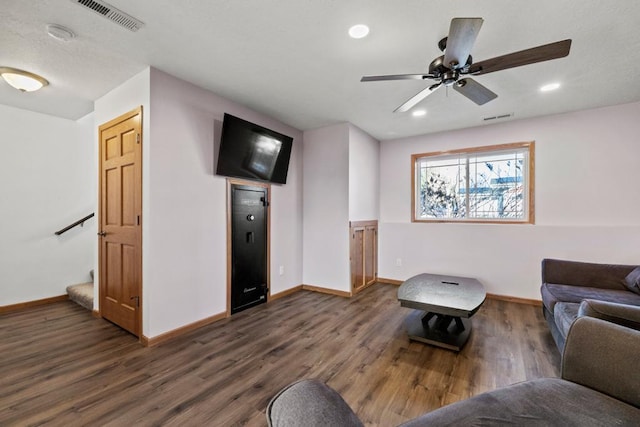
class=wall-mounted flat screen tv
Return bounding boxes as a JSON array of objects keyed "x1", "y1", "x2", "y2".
[{"x1": 216, "y1": 113, "x2": 293, "y2": 184}]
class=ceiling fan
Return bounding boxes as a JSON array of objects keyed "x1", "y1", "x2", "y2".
[{"x1": 361, "y1": 18, "x2": 572, "y2": 112}]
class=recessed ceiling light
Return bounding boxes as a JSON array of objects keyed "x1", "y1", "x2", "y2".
[
  {"x1": 412, "y1": 109, "x2": 427, "y2": 117},
  {"x1": 0, "y1": 67, "x2": 49, "y2": 92},
  {"x1": 540, "y1": 82, "x2": 560, "y2": 92},
  {"x1": 348, "y1": 24, "x2": 370, "y2": 39},
  {"x1": 47, "y1": 24, "x2": 75, "y2": 42}
]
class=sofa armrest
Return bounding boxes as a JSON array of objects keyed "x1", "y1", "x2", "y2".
[
  {"x1": 541, "y1": 258, "x2": 635, "y2": 290},
  {"x1": 562, "y1": 316, "x2": 640, "y2": 408},
  {"x1": 578, "y1": 299, "x2": 640, "y2": 330},
  {"x1": 266, "y1": 379, "x2": 363, "y2": 427}
]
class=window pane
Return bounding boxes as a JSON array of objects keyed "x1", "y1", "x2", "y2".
[
  {"x1": 468, "y1": 151, "x2": 525, "y2": 218},
  {"x1": 417, "y1": 158, "x2": 465, "y2": 219},
  {"x1": 413, "y1": 143, "x2": 533, "y2": 223}
]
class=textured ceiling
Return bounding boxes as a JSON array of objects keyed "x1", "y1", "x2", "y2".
[{"x1": 2, "y1": 0, "x2": 640, "y2": 140}]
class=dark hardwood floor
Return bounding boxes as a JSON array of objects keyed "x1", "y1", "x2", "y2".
[{"x1": 0, "y1": 284, "x2": 560, "y2": 426}]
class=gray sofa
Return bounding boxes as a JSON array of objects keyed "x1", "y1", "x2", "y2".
[
  {"x1": 541, "y1": 258, "x2": 640, "y2": 351},
  {"x1": 266, "y1": 304, "x2": 640, "y2": 425}
]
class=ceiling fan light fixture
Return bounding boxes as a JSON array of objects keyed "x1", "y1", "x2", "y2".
[
  {"x1": 348, "y1": 24, "x2": 370, "y2": 39},
  {"x1": 0, "y1": 67, "x2": 49, "y2": 92},
  {"x1": 540, "y1": 82, "x2": 560, "y2": 92}
]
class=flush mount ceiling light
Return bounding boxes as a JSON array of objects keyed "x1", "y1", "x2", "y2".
[
  {"x1": 540, "y1": 82, "x2": 561, "y2": 92},
  {"x1": 0, "y1": 67, "x2": 49, "y2": 92},
  {"x1": 412, "y1": 109, "x2": 427, "y2": 117},
  {"x1": 348, "y1": 24, "x2": 370, "y2": 39}
]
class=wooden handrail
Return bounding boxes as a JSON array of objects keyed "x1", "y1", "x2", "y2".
[{"x1": 55, "y1": 213, "x2": 95, "y2": 236}]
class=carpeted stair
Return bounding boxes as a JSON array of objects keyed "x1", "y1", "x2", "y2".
[{"x1": 66, "y1": 270, "x2": 94, "y2": 311}]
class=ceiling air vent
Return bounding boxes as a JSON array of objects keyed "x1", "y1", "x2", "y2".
[
  {"x1": 482, "y1": 113, "x2": 513, "y2": 122},
  {"x1": 71, "y1": 0, "x2": 145, "y2": 32}
]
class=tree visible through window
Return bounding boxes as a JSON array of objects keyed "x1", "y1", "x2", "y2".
[{"x1": 412, "y1": 142, "x2": 534, "y2": 223}]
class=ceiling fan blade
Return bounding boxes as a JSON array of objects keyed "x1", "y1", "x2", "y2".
[
  {"x1": 443, "y1": 18, "x2": 484, "y2": 69},
  {"x1": 468, "y1": 39, "x2": 572, "y2": 75},
  {"x1": 453, "y1": 78, "x2": 497, "y2": 105},
  {"x1": 361, "y1": 74, "x2": 433, "y2": 82},
  {"x1": 394, "y1": 83, "x2": 441, "y2": 113}
]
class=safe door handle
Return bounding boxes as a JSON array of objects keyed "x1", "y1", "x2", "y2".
[{"x1": 247, "y1": 231, "x2": 254, "y2": 244}]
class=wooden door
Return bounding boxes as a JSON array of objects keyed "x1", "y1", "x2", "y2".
[
  {"x1": 98, "y1": 107, "x2": 142, "y2": 337},
  {"x1": 350, "y1": 220, "x2": 378, "y2": 294},
  {"x1": 364, "y1": 225, "x2": 377, "y2": 286},
  {"x1": 351, "y1": 228, "x2": 365, "y2": 292}
]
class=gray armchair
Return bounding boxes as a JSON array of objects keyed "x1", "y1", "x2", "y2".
[{"x1": 266, "y1": 300, "x2": 640, "y2": 426}]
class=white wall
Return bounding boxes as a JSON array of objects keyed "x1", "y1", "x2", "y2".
[
  {"x1": 0, "y1": 105, "x2": 95, "y2": 305},
  {"x1": 379, "y1": 102, "x2": 640, "y2": 299},
  {"x1": 94, "y1": 67, "x2": 303, "y2": 338},
  {"x1": 145, "y1": 68, "x2": 303, "y2": 337},
  {"x1": 348, "y1": 124, "x2": 380, "y2": 221},
  {"x1": 302, "y1": 124, "x2": 351, "y2": 291},
  {"x1": 302, "y1": 123, "x2": 380, "y2": 292}
]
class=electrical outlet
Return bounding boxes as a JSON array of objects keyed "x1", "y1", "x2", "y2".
[
  {"x1": 396, "y1": 258, "x2": 402, "y2": 267},
  {"x1": 279, "y1": 265, "x2": 284, "y2": 276}
]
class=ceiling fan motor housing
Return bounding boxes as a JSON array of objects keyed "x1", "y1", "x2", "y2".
[
  {"x1": 429, "y1": 55, "x2": 472, "y2": 78},
  {"x1": 429, "y1": 56, "x2": 466, "y2": 86},
  {"x1": 442, "y1": 70, "x2": 460, "y2": 86},
  {"x1": 428, "y1": 56, "x2": 448, "y2": 77}
]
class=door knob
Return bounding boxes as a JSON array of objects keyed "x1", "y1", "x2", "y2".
[{"x1": 97, "y1": 231, "x2": 107, "y2": 237}]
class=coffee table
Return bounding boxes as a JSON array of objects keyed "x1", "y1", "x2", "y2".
[{"x1": 397, "y1": 273, "x2": 486, "y2": 351}]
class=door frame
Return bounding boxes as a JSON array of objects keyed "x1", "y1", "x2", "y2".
[
  {"x1": 97, "y1": 106, "x2": 143, "y2": 338},
  {"x1": 226, "y1": 178, "x2": 271, "y2": 316}
]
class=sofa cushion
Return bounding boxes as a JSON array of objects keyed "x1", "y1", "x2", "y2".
[
  {"x1": 578, "y1": 300, "x2": 640, "y2": 331},
  {"x1": 554, "y1": 302, "x2": 581, "y2": 339},
  {"x1": 624, "y1": 267, "x2": 640, "y2": 295},
  {"x1": 541, "y1": 259, "x2": 636, "y2": 290},
  {"x1": 541, "y1": 283, "x2": 640, "y2": 312},
  {"x1": 266, "y1": 379, "x2": 363, "y2": 427},
  {"x1": 399, "y1": 378, "x2": 640, "y2": 426}
]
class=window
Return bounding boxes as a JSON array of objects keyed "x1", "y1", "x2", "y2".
[{"x1": 412, "y1": 142, "x2": 534, "y2": 223}]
